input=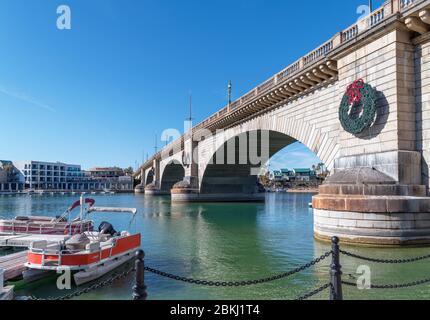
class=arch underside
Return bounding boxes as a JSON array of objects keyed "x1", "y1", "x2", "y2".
[
  {"x1": 146, "y1": 170, "x2": 154, "y2": 186},
  {"x1": 160, "y1": 163, "x2": 185, "y2": 192},
  {"x1": 200, "y1": 131, "x2": 298, "y2": 195}
]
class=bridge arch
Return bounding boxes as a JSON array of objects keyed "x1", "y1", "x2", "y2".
[
  {"x1": 160, "y1": 160, "x2": 185, "y2": 193},
  {"x1": 145, "y1": 169, "x2": 154, "y2": 186},
  {"x1": 197, "y1": 114, "x2": 340, "y2": 194}
]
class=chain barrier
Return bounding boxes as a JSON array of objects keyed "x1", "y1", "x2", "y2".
[
  {"x1": 17, "y1": 251, "x2": 332, "y2": 300},
  {"x1": 15, "y1": 241, "x2": 430, "y2": 301},
  {"x1": 144, "y1": 250, "x2": 332, "y2": 287},
  {"x1": 295, "y1": 283, "x2": 332, "y2": 301},
  {"x1": 20, "y1": 266, "x2": 135, "y2": 301},
  {"x1": 340, "y1": 249, "x2": 430, "y2": 264}
]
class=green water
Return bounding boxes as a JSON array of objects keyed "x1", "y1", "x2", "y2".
[{"x1": 1, "y1": 193, "x2": 430, "y2": 300}]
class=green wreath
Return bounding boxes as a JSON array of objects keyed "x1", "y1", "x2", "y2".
[{"x1": 339, "y1": 79, "x2": 377, "y2": 135}]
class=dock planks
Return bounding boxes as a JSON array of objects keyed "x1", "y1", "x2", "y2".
[
  {"x1": 0, "y1": 234, "x2": 69, "y2": 248},
  {"x1": 0, "y1": 250, "x2": 28, "y2": 281}
]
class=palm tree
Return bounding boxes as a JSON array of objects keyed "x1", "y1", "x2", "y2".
[{"x1": 124, "y1": 167, "x2": 134, "y2": 176}]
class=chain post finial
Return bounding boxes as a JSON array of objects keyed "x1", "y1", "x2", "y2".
[
  {"x1": 330, "y1": 236, "x2": 343, "y2": 300},
  {"x1": 133, "y1": 250, "x2": 147, "y2": 300}
]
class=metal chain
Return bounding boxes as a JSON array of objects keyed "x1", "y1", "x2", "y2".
[
  {"x1": 17, "y1": 251, "x2": 331, "y2": 300},
  {"x1": 295, "y1": 283, "x2": 331, "y2": 300},
  {"x1": 144, "y1": 250, "x2": 332, "y2": 287},
  {"x1": 340, "y1": 249, "x2": 430, "y2": 264},
  {"x1": 342, "y1": 278, "x2": 430, "y2": 289},
  {"x1": 22, "y1": 266, "x2": 135, "y2": 301}
]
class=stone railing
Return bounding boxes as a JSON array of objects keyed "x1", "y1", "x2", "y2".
[
  {"x1": 401, "y1": 0, "x2": 417, "y2": 10},
  {"x1": 230, "y1": 100, "x2": 241, "y2": 111},
  {"x1": 342, "y1": 24, "x2": 359, "y2": 42},
  {"x1": 277, "y1": 59, "x2": 301, "y2": 82},
  {"x1": 257, "y1": 78, "x2": 276, "y2": 94},
  {"x1": 303, "y1": 40, "x2": 334, "y2": 66},
  {"x1": 139, "y1": 0, "x2": 425, "y2": 170},
  {"x1": 370, "y1": 7, "x2": 385, "y2": 26},
  {"x1": 241, "y1": 90, "x2": 257, "y2": 104}
]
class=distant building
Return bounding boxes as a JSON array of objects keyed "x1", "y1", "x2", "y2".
[
  {"x1": 88, "y1": 167, "x2": 124, "y2": 178},
  {"x1": 268, "y1": 167, "x2": 318, "y2": 183},
  {"x1": 0, "y1": 160, "x2": 24, "y2": 192},
  {"x1": 13, "y1": 161, "x2": 133, "y2": 192},
  {"x1": 14, "y1": 160, "x2": 81, "y2": 190},
  {"x1": 272, "y1": 170, "x2": 283, "y2": 182},
  {"x1": 281, "y1": 169, "x2": 295, "y2": 180},
  {"x1": 293, "y1": 168, "x2": 317, "y2": 182},
  {"x1": 0, "y1": 168, "x2": 6, "y2": 184}
]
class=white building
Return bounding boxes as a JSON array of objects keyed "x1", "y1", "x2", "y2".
[
  {"x1": 0, "y1": 160, "x2": 24, "y2": 192},
  {"x1": 13, "y1": 161, "x2": 133, "y2": 191},
  {"x1": 14, "y1": 161, "x2": 81, "y2": 190}
]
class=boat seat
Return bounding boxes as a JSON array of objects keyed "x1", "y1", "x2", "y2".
[
  {"x1": 16, "y1": 216, "x2": 53, "y2": 222},
  {"x1": 65, "y1": 233, "x2": 90, "y2": 251},
  {"x1": 100, "y1": 238, "x2": 116, "y2": 248},
  {"x1": 86, "y1": 242, "x2": 101, "y2": 252},
  {"x1": 15, "y1": 216, "x2": 30, "y2": 221},
  {"x1": 30, "y1": 240, "x2": 48, "y2": 250},
  {"x1": 46, "y1": 243, "x2": 61, "y2": 251},
  {"x1": 84, "y1": 231, "x2": 110, "y2": 242}
]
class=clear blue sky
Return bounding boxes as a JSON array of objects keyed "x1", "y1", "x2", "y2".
[{"x1": 0, "y1": 0, "x2": 383, "y2": 170}]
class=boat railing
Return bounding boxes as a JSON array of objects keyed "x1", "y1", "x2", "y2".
[
  {"x1": 87, "y1": 207, "x2": 138, "y2": 215},
  {"x1": 30, "y1": 238, "x2": 118, "y2": 268},
  {"x1": 0, "y1": 219, "x2": 93, "y2": 235},
  {"x1": 1, "y1": 221, "x2": 61, "y2": 235}
]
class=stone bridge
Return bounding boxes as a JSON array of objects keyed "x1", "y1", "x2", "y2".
[{"x1": 135, "y1": 0, "x2": 430, "y2": 246}]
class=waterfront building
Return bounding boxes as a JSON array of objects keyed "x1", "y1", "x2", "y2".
[
  {"x1": 272, "y1": 171, "x2": 283, "y2": 182},
  {"x1": 13, "y1": 161, "x2": 133, "y2": 192},
  {"x1": 269, "y1": 168, "x2": 317, "y2": 183},
  {"x1": 281, "y1": 169, "x2": 295, "y2": 181},
  {"x1": 293, "y1": 169, "x2": 317, "y2": 182},
  {"x1": 88, "y1": 167, "x2": 125, "y2": 178},
  {"x1": 0, "y1": 160, "x2": 24, "y2": 192}
]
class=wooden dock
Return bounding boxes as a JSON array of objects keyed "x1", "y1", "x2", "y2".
[
  {"x1": 0, "y1": 234, "x2": 69, "y2": 248},
  {"x1": 0, "y1": 286, "x2": 14, "y2": 300},
  {"x1": 0, "y1": 250, "x2": 28, "y2": 281}
]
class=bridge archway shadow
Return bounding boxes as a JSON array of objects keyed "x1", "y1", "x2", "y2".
[
  {"x1": 160, "y1": 161, "x2": 185, "y2": 194},
  {"x1": 199, "y1": 130, "x2": 324, "y2": 196},
  {"x1": 146, "y1": 170, "x2": 154, "y2": 186}
]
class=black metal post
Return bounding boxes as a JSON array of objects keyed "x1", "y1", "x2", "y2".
[
  {"x1": 133, "y1": 250, "x2": 147, "y2": 300},
  {"x1": 330, "y1": 237, "x2": 343, "y2": 300}
]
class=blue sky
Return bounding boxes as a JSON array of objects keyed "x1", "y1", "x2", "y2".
[{"x1": 0, "y1": 0, "x2": 384, "y2": 170}]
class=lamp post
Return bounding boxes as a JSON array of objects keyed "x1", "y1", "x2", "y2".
[{"x1": 228, "y1": 80, "x2": 232, "y2": 108}]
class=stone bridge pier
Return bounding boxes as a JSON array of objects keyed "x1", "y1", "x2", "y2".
[{"x1": 136, "y1": 0, "x2": 430, "y2": 246}]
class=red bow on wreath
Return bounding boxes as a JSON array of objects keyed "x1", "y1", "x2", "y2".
[{"x1": 346, "y1": 79, "x2": 364, "y2": 105}]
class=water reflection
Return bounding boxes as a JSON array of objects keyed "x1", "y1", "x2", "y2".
[{"x1": 0, "y1": 193, "x2": 429, "y2": 300}]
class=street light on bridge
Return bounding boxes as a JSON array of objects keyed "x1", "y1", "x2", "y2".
[{"x1": 228, "y1": 80, "x2": 232, "y2": 107}]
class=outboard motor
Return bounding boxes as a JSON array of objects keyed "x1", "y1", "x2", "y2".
[{"x1": 98, "y1": 221, "x2": 118, "y2": 236}]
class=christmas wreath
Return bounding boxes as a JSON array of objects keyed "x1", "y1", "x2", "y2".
[{"x1": 339, "y1": 79, "x2": 377, "y2": 135}]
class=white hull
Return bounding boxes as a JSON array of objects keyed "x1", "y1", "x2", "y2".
[{"x1": 73, "y1": 251, "x2": 135, "y2": 286}]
